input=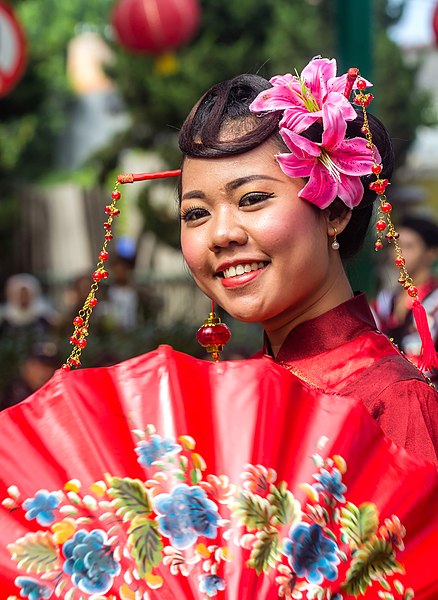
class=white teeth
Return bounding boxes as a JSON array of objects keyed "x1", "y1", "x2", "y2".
[{"x1": 222, "y1": 262, "x2": 266, "y2": 279}]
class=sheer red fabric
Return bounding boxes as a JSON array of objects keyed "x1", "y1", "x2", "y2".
[
  {"x1": 0, "y1": 346, "x2": 436, "y2": 598},
  {"x1": 265, "y1": 294, "x2": 438, "y2": 464}
]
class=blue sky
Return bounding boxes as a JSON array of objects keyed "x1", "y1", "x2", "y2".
[{"x1": 389, "y1": 0, "x2": 436, "y2": 46}]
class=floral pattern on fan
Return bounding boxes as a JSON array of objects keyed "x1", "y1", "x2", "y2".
[{"x1": 2, "y1": 424, "x2": 414, "y2": 600}]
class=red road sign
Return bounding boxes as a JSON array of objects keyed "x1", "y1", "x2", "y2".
[{"x1": 0, "y1": 1, "x2": 27, "y2": 97}]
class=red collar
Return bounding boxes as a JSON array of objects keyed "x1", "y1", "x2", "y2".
[{"x1": 264, "y1": 293, "x2": 378, "y2": 361}]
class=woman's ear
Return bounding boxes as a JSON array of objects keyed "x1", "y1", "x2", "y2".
[{"x1": 323, "y1": 200, "x2": 352, "y2": 237}]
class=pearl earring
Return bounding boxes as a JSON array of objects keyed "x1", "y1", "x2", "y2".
[{"x1": 331, "y1": 228, "x2": 340, "y2": 250}]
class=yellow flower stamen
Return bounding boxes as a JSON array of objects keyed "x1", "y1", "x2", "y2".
[
  {"x1": 319, "y1": 150, "x2": 341, "y2": 182},
  {"x1": 285, "y1": 73, "x2": 320, "y2": 113}
]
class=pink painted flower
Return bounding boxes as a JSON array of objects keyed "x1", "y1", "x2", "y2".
[
  {"x1": 249, "y1": 57, "x2": 364, "y2": 134},
  {"x1": 277, "y1": 102, "x2": 379, "y2": 209}
]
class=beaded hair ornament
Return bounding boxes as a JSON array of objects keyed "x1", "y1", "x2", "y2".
[
  {"x1": 249, "y1": 56, "x2": 437, "y2": 372},
  {"x1": 64, "y1": 57, "x2": 437, "y2": 372},
  {"x1": 63, "y1": 170, "x2": 231, "y2": 371}
]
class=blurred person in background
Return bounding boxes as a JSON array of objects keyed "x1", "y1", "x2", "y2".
[
  {"x1": 0, "y1": 342, "x2": 60, "y2": 410},
  {"x1": 105, "y1": 253, "x2": 140, "y2": 331},
  {"x1": 0, "y1": 273, "x2": 58, "y2": 341},
  {"x1": 374, "y1": 214, "x2": 438, "y2": 384}
]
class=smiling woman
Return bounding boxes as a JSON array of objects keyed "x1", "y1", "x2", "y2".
[
  {"x1": 178, "y1": 58, "x2": 438, "y2": 464},
  {"x1": 1, "y1": 56, "x2": 437, "y2": 600}
]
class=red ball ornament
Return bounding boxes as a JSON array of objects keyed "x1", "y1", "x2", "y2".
[
  {"x1": 90, "y1": 298, "x2": 98, "y2": 308},
  {"x1": 73, "y1": 316, "x2": 84, "y2": 327},
  {"x1": 356, "y1": 78, "x2": 367, "y2": 90},
  {"x1": 196, "y1": 312, "x2": 231, "y2": 362},
  {"x1": 395, "y1": 257, "x2": 406, "y2": 267},
  {"x1": 112, "y1": 0, "x2": 201, "y2": 54},
  {"x1": 99, "y1": 251, "x2": 109, "y2": 261},
  {"x1": 376, "y1": 220, "x2": 386, "y2": 232},
  {"x1": 112, "y1": 190, "x2": 121, "y2": 200},
  {"x1": 61, "y1": 364, "x2": 71, "y2": 372},
  {"x1": 407, "y1": 285, "x2": 418, "y2": 298},
  {"x1": 77, "y1": 339, "x2": 87, "y2": 349},
  {"x1": 381, "y1": 202, "x2": 392, "y2": 213},
  {"x1": 374, "y1": 240, "x2": 383, "y2": 251}
]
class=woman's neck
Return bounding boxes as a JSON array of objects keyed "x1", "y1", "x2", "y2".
[{"x1": 264, "y1": 269, "x2": 353, "y2": 358}]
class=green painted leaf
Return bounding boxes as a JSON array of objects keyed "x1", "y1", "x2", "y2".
[
  {"x1": 107, "y1": 476, "x2": 152, "y2": 521},
  {"x1": 232, "y1": 492, "x2": 271, "y2": 531},
  {"x1": 340, "y1": 502, "x2": 379, "y2": 548},
  {"x1": 342, "y1": 538, "x2": 404, "y2": 596},
  {"x1": 247, "y1": 527, "x2": 281, "y2": 575},
  {"x1": 8, "y1": 531, "x2": 59, "y2": 574},
  {"x1": 268, "y1": 481, "x2": 300, "y2": 527},
  {"x1": 128, "y1": 516, "x2": 163, "y2": 577}
]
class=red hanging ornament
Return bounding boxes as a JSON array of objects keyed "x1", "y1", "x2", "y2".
[
  {"x1": 433, "y1": 2, "x2": 438, "y2": 45},
  {"x1": 196, "y1": 305, "x2": 231, "y2": 362},
  {"x1": 111, "y1": 0, "x2": 201, "y2": 54}
]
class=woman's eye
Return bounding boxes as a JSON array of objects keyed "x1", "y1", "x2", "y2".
[
  {"x1": 239, "y1": 192, "x2": 274, "y2": 207},
  {"x1": 180, "y1": 206, "x2": 210, "y2": 222}
]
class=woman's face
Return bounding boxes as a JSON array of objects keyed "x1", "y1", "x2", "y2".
[{"x1": 180, "y1": 140, "x2": 338, "y2": 332}]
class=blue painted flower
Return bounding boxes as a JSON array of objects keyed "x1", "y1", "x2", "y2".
[
  {"x1": 135, "y1": 434, "x2": 181, "y2": 467},
  {"x1": 313, "y1": 468, "x2": 346, "y2": 502},
  {"x1": 199, "y1": 574, "x2": 226, "y2": 596},
  {"x1": 23, "y1": 490, "x2": 60, "y2": 526},
  {"x1": 154, "y1": 484, "x2": 220, "y2": 549},
  {"x1": 62, "y1": 529, "x2": 120, "y2": 594},
  {"x1": 283, "y1": 523, "x2": 340, "y2": 584},
  {"x1": 15, "y1": 577, "x2": 52, "y2": 600}
]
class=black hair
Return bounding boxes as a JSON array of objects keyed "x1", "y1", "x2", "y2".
[
  {"x1": 398, "y1": 215, "x2": 438, "y2": 249},
  {"x1": 178, "y1": 73, "x2": 394, "y2": 260}
]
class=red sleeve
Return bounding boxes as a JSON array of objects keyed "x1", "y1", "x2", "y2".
[{"x1": 371, "y1": 379, "x2": 438, "y2": 465}]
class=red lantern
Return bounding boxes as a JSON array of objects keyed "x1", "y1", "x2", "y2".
[
  {"x1": 111, "y1": 0, "x2": 201, "y2": 54},
  {"x1": 433, "y1": 2, "x2": 438, "y2": 45}
]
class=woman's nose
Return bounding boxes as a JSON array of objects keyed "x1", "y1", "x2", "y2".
[{"x1": 208, "y1": 208, "x2": 248, "y2": 251}]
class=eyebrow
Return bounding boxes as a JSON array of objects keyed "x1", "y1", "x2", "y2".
[{"x1": 181, "y1": 175, "x2": 281, "y2": 201}]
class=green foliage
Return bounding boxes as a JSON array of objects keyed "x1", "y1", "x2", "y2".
[
  {"x1": 374, "y1": 34, "x2": 433, "y2": 168},
  {"x1": 247, "y1": 527, "x2": 281, "y2": 575},
  {"x1": 342, "y1": 538, "x2": 404, "y2": 596},
  {"x1": 127, "y1": 516, "x2": 163, "y2": 577},
  {"x1": 268, "y1": 482, "x2": 299, "y2": 527},
  {"x1": 0, "y1": 0, "x2": 112, "y2": 181},
  {"x1": 8, "y1": 531, "x2": 59, "y2": 574},
  {"x1": 107, "y1": 476, "x2": 152, "y2": 521},
  {"x1": 340, "y1": 502, "x2": 379, "y2": 548},
  {"x1": 232, "y1": 491, "x2": 271, "y2": 531}
]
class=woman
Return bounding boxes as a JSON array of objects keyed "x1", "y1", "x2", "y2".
[
  {"x1": 1, "y1": 58, "x2": 437, "y2": 600},
  {"x1": 374, "y1": 214, "x2": 438, "y2": 384},
  {"x1": 178, "y1": 59, "x2": 438, "y2": 464}
]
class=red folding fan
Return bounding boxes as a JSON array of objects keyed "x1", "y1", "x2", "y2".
[{"x1": 0, "y1": 346, "x2": 436, "y2": 599}]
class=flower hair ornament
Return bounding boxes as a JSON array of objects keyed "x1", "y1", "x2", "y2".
[
  {"x1": 249, "y1": 56, "x2": 438, "y2": 373},
  {"x1": 63, "y1": 170, "x2": 231, "y2": 371}
]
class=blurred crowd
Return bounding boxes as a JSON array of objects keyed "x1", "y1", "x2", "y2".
[
  {"x1": 0, "y1": 254, "x2": 159, "y2": 411},
  {"x1": 0, "y1": 213, "x2": 437, "y2": 410}
]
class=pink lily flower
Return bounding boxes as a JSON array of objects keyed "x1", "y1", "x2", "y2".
[
  {"x1": 276, "y1": 103, "x2": 380, "y2": 209},
  {"x1": 249, "y1": 57, "x2": 370, "y2": 134}
]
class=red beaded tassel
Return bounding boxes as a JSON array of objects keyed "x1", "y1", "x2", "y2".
[
  {"x1": 62, "y1": 170, "x2": 181, "y2": 371},
  {"x1": 351, "y1": 76, "x2": 438, "y2": 373},
  {"x1": 196, "y1": 300, "x2": 231, "y2": 362}
]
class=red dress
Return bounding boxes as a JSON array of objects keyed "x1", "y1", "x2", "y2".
[{"x1": 263, "y1": 293, "x2": 438, "y2": 464}]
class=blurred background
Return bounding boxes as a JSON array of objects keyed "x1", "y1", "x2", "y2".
[{"x1": 1, "y1": 0, "x2": 438, "y2": 404}]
